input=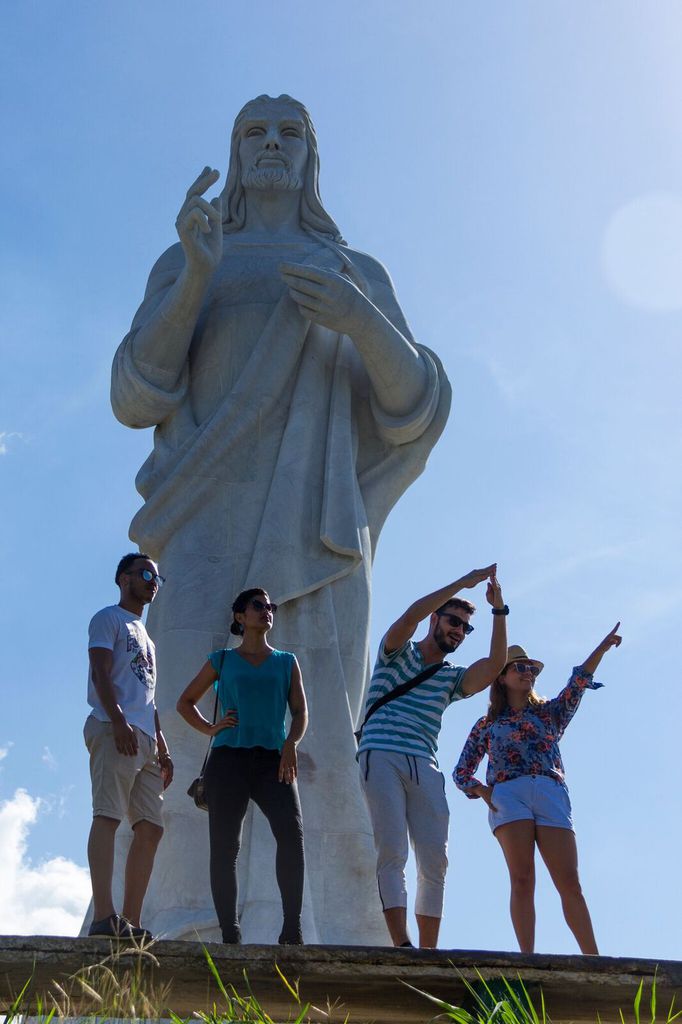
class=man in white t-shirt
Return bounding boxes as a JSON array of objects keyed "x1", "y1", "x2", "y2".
[{"x1": 84, "y1": 552, "x2": 173, "y2": 939}]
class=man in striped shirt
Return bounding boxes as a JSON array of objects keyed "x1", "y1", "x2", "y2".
[{"x1": 358, "y1": 564, "x2": 508, "y2": 948}]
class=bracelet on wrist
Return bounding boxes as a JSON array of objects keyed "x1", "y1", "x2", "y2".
[{"x1": 492, "y1": 605, "x2": 509, "y2": 616}]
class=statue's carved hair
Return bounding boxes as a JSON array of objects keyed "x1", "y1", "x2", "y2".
[{"x1": 220, "y1": 94, "x2": 345, "y2": 244}]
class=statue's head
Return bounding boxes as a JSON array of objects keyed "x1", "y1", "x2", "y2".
[{"x1": 220, "y1": 94, "x2": 344, "y2": 243}]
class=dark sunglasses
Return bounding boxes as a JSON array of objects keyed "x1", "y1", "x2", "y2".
[
  {"x1": 437, "y1": 612, "x2": 474, "y2": 635},
  {"x1": 510, "y1": 662, "x2": 540, "y2": 678},
  {"x1": 251, "y1": 598, "x2": 278, "y2": 614},
  {"x1": 126, "y1": 568, "x2": 165, "y2": 587}
]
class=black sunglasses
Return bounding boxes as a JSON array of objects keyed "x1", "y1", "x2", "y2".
[
  {"x1": 436, "y1": 612, "x2": 474, "y2": 635},
  {"x1": 251, "y1": 598, "x2": 278, "y2": 614}
]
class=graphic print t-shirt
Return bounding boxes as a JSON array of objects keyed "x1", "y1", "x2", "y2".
[{"x1": 87, "y1": 605, "x2": 156, "y2": 737}]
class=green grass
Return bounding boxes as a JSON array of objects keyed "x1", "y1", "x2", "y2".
[{"x1": 2, "y1": 946, "x2": 680, "y2": 1024}]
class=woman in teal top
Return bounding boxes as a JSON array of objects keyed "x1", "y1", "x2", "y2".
[{"x1": 177, "y1": 587, "x2": 308, "y2": 944}]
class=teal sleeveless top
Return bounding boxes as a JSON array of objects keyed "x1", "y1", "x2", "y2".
[{"x1": 208, "y1": 648, "x2": 293, "y2": 751}]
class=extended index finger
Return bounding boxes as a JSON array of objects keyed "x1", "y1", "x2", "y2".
[{"x1": 186, "y1": 166, "x2": 220, "y2": 200}]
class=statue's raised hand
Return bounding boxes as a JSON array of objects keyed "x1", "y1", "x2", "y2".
[
  {"x1": 175, "y1": 167, "x2": 223, "y2": 275},
  {"x1": 280, "y1": 262, "x2": 370, "y2": 335}
]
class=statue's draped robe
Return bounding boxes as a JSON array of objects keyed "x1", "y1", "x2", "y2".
[{"x1": 109, "y1": 237, "x2": 451, "y2": 943}]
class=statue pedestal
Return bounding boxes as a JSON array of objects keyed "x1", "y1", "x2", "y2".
[{"x1": 3, "y1": 935, "x2": 680, "y2": 1024}]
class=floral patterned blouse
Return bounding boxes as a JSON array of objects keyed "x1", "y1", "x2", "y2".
[{"x1": 453, "y1": 667, "x2": 603, "y2": 795}]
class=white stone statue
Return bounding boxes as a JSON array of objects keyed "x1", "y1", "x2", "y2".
[{"x1": 110, "y1": 94, "x2": 451, "y2": 943}]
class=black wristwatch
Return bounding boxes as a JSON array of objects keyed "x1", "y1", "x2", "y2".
[{"x1": 492, "y1": 605, "x2": 509, "y2": 616}]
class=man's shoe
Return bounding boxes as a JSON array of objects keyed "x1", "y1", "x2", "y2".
[
  {"x1": 88, "y1": 914, "x2": 153, "y2": 941},
  {"x1": 88, "y1": 914, "x2": 129, "y2": 937},
  {"x1": 121, "y1": 918, "x2": 154, "y2": 942}
]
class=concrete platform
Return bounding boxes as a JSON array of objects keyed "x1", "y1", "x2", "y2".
[{"x1": 1, "y1": 936, "x2": 680, "y2": 1023}]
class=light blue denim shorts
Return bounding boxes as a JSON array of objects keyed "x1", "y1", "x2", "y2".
[{"x1": 488, "y1": 775, "x2": 573, "y2": 834}]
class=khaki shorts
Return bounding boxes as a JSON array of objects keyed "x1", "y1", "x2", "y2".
[{"x1": 84, "y1": 716, "x2": 164, "y2": 828}]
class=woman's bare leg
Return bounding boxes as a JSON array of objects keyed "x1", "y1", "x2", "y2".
[
  {"x1": 536, "y1": 826, "x2": 598, "y2": 954},
  {"x1": 495, "y1": 820, "x2": 537, "y2": 953}
]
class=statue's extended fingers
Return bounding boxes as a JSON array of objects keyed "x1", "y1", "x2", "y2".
[
  {"x1": 185, "y1": 166, "x2": 220, "y2": 200},
  {"x1": 288, "y1": 287, "x2": 319, "y2": 312},
  {"x1": 281, "y1": 272, "x2": 326, "y2": 301},
  {"x1": 279, "y1": 262, "x2": 333, "y2": 285},
  {"x1": 184, "y1": 208, "x2": 211, "y2": 234},
  {"x1": 187, "y1": 195, "x2": 222, "y2": 223}
]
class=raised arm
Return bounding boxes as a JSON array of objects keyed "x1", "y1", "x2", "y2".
[
  {"x1": 279, "y1": 658, "x2": 308, "y2": 783},
  {"x1": 549, "y1": 624, "x2": 621, "y2": 735},
  {"x1": 176, "y1": 660, "x2": 238, "y2": 737},
  {"x1": 580, "y1": 622, "x2": 622, "y2": 676},
  {"x1": 128, "y1": 168, "x2": 224, "y2": 386},
  {"x1": 460, "y1": 576, "x2": 509, "y2": 696},
  {"x1": 383, "y1": 565, "x2": 498, "y2": 655},
  {"x1": 279, "y1": 259, "x2": 428, "y2": 418}
]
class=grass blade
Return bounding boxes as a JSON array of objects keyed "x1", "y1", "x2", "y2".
[
  {"x1": 400, "y1": 977, "x2": 469, "y2": 1015},
  {"x1": 633, "y1": 977, "x2": 643, "y2": 1024},
  {"x1": 201, "y1": 946, "x2": 231, "y2": 1004},
  {"x1": 274, "y1": 962, "x2": 301, "y2": 1003}
]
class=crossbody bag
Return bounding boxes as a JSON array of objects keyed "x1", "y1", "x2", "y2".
[{"x1": 354, "y1": 659, "x2": 447, "y2": 745}]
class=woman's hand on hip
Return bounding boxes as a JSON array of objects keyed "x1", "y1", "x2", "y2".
[
  {"x1": 279, "y1": 738, "x2": 298, "y2": 784},
  {"x1": 475, "y1": 783, "x2": 498, "y2": 813},
  {"x1": 210, "y1": 710, "x2": 238, "y2": 735}
]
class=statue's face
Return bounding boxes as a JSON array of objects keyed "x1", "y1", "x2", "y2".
[{"x1": 239, "y1": 100, "x2": 308, "y2": 192}]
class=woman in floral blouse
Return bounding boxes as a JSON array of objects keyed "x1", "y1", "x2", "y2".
[{"x1": 453, "y1": 624, "x2": 621, "y2": 954}]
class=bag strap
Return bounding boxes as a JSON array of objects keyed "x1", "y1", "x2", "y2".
[
  {"x1": 356, "y1": 659, "x2": 447, "y2": 741},
  {"x1": 199, "y1": 648, "x2": 227, "y2": 774}
]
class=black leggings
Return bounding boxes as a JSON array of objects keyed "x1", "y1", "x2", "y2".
[{"x1": 204, "y1": 745, "x2": 304, "y2": 943}]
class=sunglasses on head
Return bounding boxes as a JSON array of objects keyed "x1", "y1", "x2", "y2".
[
  {"x1": 510, "y1": 662, "x2": 540, "y2": 678},
  {"x1": 251, "y1": 598, "x2": 278, "y2": 614},
  {"x1": 436, "y1": 612, "x2": 474, "y2": 635}
]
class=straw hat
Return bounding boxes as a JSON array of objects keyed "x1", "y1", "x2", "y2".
[{"x1": 504, "y1": 644, "x2": 544, "y2": 674}]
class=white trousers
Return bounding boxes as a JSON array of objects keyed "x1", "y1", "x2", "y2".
[{"x1": 359, "y1": 749, "x2": 450, "y2": 918}]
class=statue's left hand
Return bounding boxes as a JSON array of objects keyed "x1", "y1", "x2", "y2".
[{"x1": 280, "y1": 262, "x2": 370, "y2": 335}]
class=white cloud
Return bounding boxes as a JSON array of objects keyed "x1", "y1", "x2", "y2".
[
  {"x1": 41, "y1": 746, "x2": 58, "y2": 771},
  {"x1": 512, "y1": 540, "x2": 640, "y2": 598},
  {"x1": 0, "y1": 743, "x2": 12, "y2": 767},
  {"x1": 0, "y1": 789, "x2": 90, "y2": 936},
  {"x1": 0, "y1": 431, "x2": 23, "y2": 455}
]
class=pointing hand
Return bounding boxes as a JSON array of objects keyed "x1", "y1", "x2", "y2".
[{"x1": 176, "y1": 167, "x2": 223, "y2": 274}]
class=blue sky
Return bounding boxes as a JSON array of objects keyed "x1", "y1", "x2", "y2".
[{"x1": 1, "y1": 1, "x2": 680, "y2": 957}]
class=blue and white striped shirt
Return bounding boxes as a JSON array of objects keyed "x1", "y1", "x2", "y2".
[{"x1": 357, "y1": 639, "x2": 469, "y2": 763}]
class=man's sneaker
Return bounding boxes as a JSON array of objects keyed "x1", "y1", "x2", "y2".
[{"x1": 88, "y1": 914, "x2": 153, "y2": 941}]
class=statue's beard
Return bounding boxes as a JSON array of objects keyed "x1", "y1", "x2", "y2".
[{"x1": 242, "y1": 164, "x2": 303, "y2": 191}]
